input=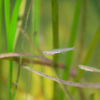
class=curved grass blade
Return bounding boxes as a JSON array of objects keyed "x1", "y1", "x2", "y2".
[
  {"x1": 0, "y1": 53, "x2": 65, "y2": 68},
  {"x1": 23, "y1": 65, "x2": 100, "y2": 89},
  {"x1": 22, "y1": 66, "x2": 73, "y2": 100}
]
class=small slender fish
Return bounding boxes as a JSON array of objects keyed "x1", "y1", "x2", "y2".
[
  {"x1": 43, "y1": 47, "x2": 75, "y2": 55},
  {"x1": 78, "y1": 65, "x2": 100, "y2": 73}
]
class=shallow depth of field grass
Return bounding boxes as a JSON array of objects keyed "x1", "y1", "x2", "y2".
[{"x1": 1, "y1": 0, "x2": 100, "y2": 100}]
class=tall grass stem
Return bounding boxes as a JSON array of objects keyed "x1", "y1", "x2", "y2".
[
  {"x1": 59, "y1": 0, "x2": 82, "y2": 99},
  {"x1": 51, "y1": 0, "x2": 59, "y2": 99}
]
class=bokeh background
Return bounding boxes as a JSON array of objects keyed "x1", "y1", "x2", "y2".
[{"x1": 1, "y1": 0, "x2": 100, "y2": 100}]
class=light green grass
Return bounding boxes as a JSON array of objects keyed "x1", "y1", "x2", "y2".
[
  {"x1": 32, "y1": 0, "x2": 40, "y2": 46},
  {"x1": 4, "y1": 0, "x2": 21, "y2": 100}
]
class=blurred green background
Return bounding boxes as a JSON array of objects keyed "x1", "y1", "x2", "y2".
[{"x1": 0, "y1": 0, "x2": 100, "y2": 100}]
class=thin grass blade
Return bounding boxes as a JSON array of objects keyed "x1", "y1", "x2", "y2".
[
  {"x1": 0, "y1": 0, "x2": 3, "y2": 99},
  {"x1": 23, "y1": 65, "x2": 100, "y2": 88},
  {"x1": 51, "y1": 0, "x2": 59, "y2": 99},
  {"x1": 32, "y1": 0, "x2": 40, "y2": 46},
  {"x1": 59, "y1": 0, "x2": 82, "y2": 99},
  {"x1": 10, "y1": 0, "x2": 22, "y2": 51},
  {"x1": 4, "y1": 0, "x2": 10, "y2": 51}
]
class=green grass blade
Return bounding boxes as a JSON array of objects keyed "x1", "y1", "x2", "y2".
[
  {"x1": 8, "y1": 61, "x2": 13, "y2": 100},
  {"x1": 4, "y1": 1, "x2": 21, "y2": 100},
  {"x1": 0, "y1": 0, "x2": 2, "y2": 39},
  {"x1": 10, "y1": 0, "x2": 22, "y2": 51},
  {"x1": 64, "y1": 0, "x2": 82, "y2": 79},
  {"x1": 59, "y1": 0, "x2": 82, "y2": 99},
  {"x1": 0, "y1": 0, "x2": 3, "y2": 99},
  {"x1": 4, "y1": 0, "x2": 10, "y2": 51},
  {"x1": 4, "y1": 1, "x2": 12, "y2": 100},
  {"x1": 51, "y1": 0, "x2": 59, "y2": 68},
  {"x1": 32, "y1": 0, "x2": 40, "y2": 46},
  {"x1": 77, "y1": 0, "x2": 87, "y2": 64},
  {"x1": 51, "y1": 0, "x2": 59, "y2": 99},
  {"x1": 75, "y1": 1, "x2": 87, "y2": 99},
  {"x1": 0, "y1": 0, "x2": 2, "y2": 48},
  {"x1": 11, "y1": 0, "x2": 21, "y2": 99},
  {"x1": 14, "y1": 0, "x2": 26, "y2": 50},
  {"x1": 71, "y1": 24, "x2": 100, "y2": 94},
  {"x1": 12, "y1": 64, "x2": 20, "y2": 100}
]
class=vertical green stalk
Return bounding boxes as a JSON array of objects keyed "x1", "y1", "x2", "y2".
[
  {"x1": 10, "y1": 0, "x2": 22, "y2": 51},
  {"x1": 4, "y1": 0, "x2": 10, "y2": 50},
  {"x1": 4, "y1": 1, "x2": 11, "y2": 100},
  {"x1": 51, "y1": 0, "x2": 59, "y2": 99},
  {"x1": 64, "y1": 0, "x2": 82, "y2": 79},
  {"x1": 51, "y1": 0, "x2": 59, "y2": 71},
  {"x1": 32, "y1": 0, "x2": 40, "y2": 46},
  {"x1": 77, "y1": 0, "x2": 87, "y2": 64},
  {"x1": 0, "y1": 0, "x2": 3, "y2": 99},
  {"x1": 8, "y1": 61, "x2": 13, "y2": 100},
  {"x1": 0, "y1": 0, "x2": 2, "y2": 38},
  {"x1": 76, "y1": 0, "x2": 87, "y2": 99},
  {"x1": 59, "y1": 0, "x2": 81, "y2": 99}
]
